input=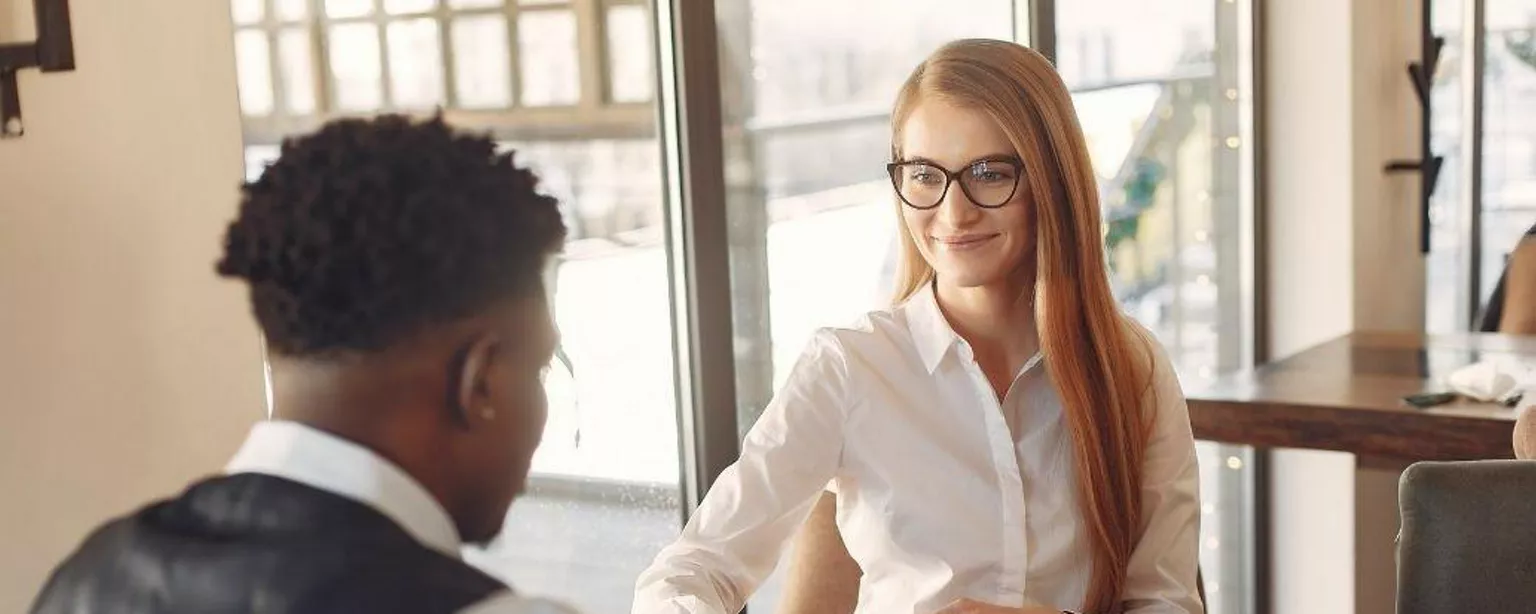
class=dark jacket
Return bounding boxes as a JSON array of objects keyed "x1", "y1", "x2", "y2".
[{"x1": 30, "y1": 473, "x2": 506, "y2": 614}]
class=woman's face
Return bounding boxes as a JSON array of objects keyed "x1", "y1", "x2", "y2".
[{"x1": 895, "y1": 99, "x2": 1036, "y2": 291}]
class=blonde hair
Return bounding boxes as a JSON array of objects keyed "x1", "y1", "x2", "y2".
[{"x1": 890, "y1": 39, "x2": 1154, "y2": 612}]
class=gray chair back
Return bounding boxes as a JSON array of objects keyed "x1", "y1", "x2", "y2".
[{"x1": 1397, "y1": 460, "x2": 1536, "y2": 614}]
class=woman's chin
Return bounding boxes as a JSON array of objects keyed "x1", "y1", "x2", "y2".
[{"x1": 934, "y1": 268, "x2": 1007, "y2": 289}]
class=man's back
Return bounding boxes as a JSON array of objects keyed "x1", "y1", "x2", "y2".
[{"x1": 31, "y1": 474, "x2": 505, "y2": 614}]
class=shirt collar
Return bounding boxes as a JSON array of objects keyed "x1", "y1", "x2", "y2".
[
  {"x1": 903, "y1": 281, "x2": 1046, "y2": 378},
  {"x1": 904, "y1": 281, "x2": 960, "y2": 374},
  {"x1": 225, "y1": 420, "x2": 463, "y2": 558}
]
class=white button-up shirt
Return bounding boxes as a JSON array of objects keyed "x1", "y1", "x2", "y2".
[
  {"x1": 633, "y1": 285, "x2": 1202, "y2": 614},
  {"x1": 227, "y1": 421, "x2": 578, "y2": 614}
]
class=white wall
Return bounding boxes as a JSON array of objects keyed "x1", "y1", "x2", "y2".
[
  {"x1": 1266, "y1": 0, "x2": 1356, "y2": 359},
  {"x1": 0, "y1": 0, "x2": 264, "y2": 610},
  {"x1": 1265, "y1": 0, "x2": 1425, "y2": 612}
]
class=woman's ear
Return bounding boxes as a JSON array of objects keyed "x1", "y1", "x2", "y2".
[{"x1": 454, "y1": 334, "x2": 501, "y2": 428}]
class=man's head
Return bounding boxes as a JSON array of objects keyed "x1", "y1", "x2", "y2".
[{"x1": 217, "y1": 115, "x2": 565, "y2": 543}]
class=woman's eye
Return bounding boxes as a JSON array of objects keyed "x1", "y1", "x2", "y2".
[
  {"x1": 972, "y1": 164, "x2": 1014, "y2": 183},
  {"x1": 909, "y1": 168, "x2": 942, "y2": 185}
]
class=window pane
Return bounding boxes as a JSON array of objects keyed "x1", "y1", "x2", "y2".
[
  {"x1": 275, "y1": 0, "x2": 309, "y2": 21},
  {"x1": 235, "y1": 6, "x2": 677, "y2": 613},
  {"x1": 605, "y1": 5, "x2": 653, "y2": 104},
  {"x1": 466, "y1": 108, "x2": 673, "y2": 614},
  {"x1": 384, "y1": 0, "x2": 437, "y2": 14},
  {"x1": 517, "y1": 10, "x2": 580, "y2": 106},
  {"x1": 234, "y1": 30, "x2": 275, "y2": 116},
  {"x1": 449, "y1": 0, "x2": 503, "y2": 7},
  {"x1": 1481, "y1": 1, "x2": 1536, "y2": 320},
  {"x1": 325, "y1": 0, "x2": 373, "y2": 18},
  {"x1": 1427, "y1": 0, "x2": 1466, "y2": 332},
  {"x1": 710, "y1": 1, "x2": 1012, "y2": 610},
  {"x1": 451, "y1": 15, "x2": 514, "y2": 108},
  {"x1": 243, "y1": 145, "x2": 282, "y2": 182},
  {"x1": 1059, "y1": 1, "x2": 1252, "y2": 613},
  {"x1": 387, "y1": 18, "x2": 446, "y2": 108},
  {"x1": 278, "y1": 29, "x2": 317, "y2": 114},
  {"x1": 230, "y1": 0, "x2": 264, "y2": 25},
  {"x1": 328, "y1": 23, "x2": 384, "y2": 111}
]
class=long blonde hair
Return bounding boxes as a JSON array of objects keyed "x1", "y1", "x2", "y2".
[{"x1": 890, "y1": 39, "x2": 1154, "y2": 612}]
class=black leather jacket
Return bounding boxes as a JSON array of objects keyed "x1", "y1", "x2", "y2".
[{"x1": 30, "y1": 473, "x2": 505, "y2": 614}]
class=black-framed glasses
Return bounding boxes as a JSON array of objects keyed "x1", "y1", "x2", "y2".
[{"x1": 886, "y1": 156, "x2": 1024, "y2": 210}]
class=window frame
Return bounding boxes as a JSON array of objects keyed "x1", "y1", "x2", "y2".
[{"x1": 231, "y1": 0, "x2": 654, "y2": 145}]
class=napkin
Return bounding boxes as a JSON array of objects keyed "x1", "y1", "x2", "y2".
[{"x1": 1446, "y1": 360, "x2": 1525, "y2": 403}]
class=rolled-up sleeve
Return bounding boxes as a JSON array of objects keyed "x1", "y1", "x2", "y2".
[
  {"x1": 1122, "y1": 328, "x2": 1204, "y2": 614},
  {"x1": 632, "y1": 331, "x2": 850, "y2": 614}
]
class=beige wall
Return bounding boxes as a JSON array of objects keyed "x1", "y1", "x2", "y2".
[
  {"x1": 1265, "y1": 0, "x2": 1425, "y2": 612},
  {"x1": 0, "y1": 0, "x2": 264, "y2": 610},
  {"x1": 1351, "y1": 0, "x2": 1427, "y2": 331}
]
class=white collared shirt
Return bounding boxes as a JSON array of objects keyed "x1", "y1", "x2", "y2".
[
  {"x1": 227, "y1": 421, "x2": 577, "y2": 614},
  {"x1": 633, "y1": 285, "x2": 1202, "y2": 614}
]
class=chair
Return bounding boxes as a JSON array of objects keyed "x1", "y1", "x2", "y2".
[{"x1": 1396, "y1": 460, "x2": 1536, "y2": 614}]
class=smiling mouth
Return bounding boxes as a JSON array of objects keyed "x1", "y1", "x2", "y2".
[{"x1": 933, "y1": 234, "x2": 1000, "y2": 249}]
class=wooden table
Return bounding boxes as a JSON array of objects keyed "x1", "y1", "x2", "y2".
[{"x1": 1186, "y1": 332, "x2": 1533, "y2": 462}]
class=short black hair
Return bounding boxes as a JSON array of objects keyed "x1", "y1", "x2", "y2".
[{"x1": 217, "y1": 115, "x2": 566, "y2": 356}]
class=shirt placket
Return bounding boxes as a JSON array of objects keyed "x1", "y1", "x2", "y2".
[{"x1": 955, "y1": 341, "x2": 1029, "y2": 605}]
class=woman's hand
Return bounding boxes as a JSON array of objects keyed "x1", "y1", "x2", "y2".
[{"x1": 937, "y1": 598, "x2": 1063, "y2": 614}]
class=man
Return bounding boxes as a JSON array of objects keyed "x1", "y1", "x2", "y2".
[{"x1": 31, "y1": 116, "x2": 574, "y2": 613}]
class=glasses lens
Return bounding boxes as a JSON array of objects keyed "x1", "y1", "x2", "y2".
[
  {"x1": 893, "y1": 163, "x2": 946, "y2": 209},
  {"x1": 959, "y1": 159, "x2": 1020, "y2": 207}
]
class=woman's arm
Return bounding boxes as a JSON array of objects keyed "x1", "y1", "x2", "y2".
[
  {"x1": 633, "y1": 332, "x2": 850, "y2": 614},
  {"x1": 775, "y1": 492, "x2": 862, "y2": 614},
  {"x1": 1498, "y1": 237, "x2": 1536, "y2": 334},
  {"x1": 1122, "y1": 327, "x2": 1204, "y2": 614}
]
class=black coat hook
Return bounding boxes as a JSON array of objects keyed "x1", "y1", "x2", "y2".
[{"x1": 0, "y1": 0, "x2": 76, "y2": 139}]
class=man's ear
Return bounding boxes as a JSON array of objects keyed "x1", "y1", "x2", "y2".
[{"x1": 454, "y1": 333, "x2": 501, "y2": 428}]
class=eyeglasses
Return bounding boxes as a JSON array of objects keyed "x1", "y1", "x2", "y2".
[{"x1": 886, "y1": 156, "x2": 1024, "y2": 210}]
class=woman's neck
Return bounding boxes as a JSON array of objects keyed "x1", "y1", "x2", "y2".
[{"x1": 933, "y1": 273, "x2": 1040, "y2": 376}]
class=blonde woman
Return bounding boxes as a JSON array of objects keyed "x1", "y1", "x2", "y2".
[{"x1": 634, "y1": 40, "x2": 1202, "y2": 614}]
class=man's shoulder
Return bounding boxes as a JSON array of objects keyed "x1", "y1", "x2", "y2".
[{"x1": 459, "y1": 591, "x2": 581, "y2": 614}]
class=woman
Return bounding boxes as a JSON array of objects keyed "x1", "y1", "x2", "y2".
[
  {"x1": 633, "y1": 40, "x2": 1201, "y2": 614},
  {"x1": 1479, "y1": 222, "x2": 1536, "y2": 334}
]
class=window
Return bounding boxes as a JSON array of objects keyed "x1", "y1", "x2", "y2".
[
  {"x1": 231, "y1": 0, "x2": 653, "y2": 148},
  {"x1": 1427, "y1": 0, "x2": 1536, "y2": 332},
  {"x1": 1427, "y1": 0, "x2": 1468, "y2": 333},
  {"x1": 1482, "y1": 2, "x2": 1536, "y2": 316},
  {"x1": 231, "y1": 2, "x2": 677, "y2": 612},
  {"x1": 709, "y1": 1, "x2": 1015, "y2": 609},
  {"x1": 1057, "y1": 1, "x2": 1256, "y2": 612},
  {"x1": 230, "y1": 0, "x2": 1262, "y2": 610}
]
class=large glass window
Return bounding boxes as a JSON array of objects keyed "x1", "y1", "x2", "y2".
[
  {"x1": 231, "y1": 0, "x2": 1261, "y2": 610},
  {"x1": 1484, "y1": 1, "x2": 1536, "y2": 315},
  {"x1": 1428, "y1": 0, "x2": 1536, "y2": 333},
  {"x1": 231, "y1": 1, "x2": 677, "y2": 612},
  {"x1": 709, "y1": 2, "x2": 1014, "y2": 608},
  {"x1": 1057, "y1": 1, "x2": 1254, "y2": 612},
  {"x1": 1427, "y1": 0, "x2": 1467, "y2": 333}
]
